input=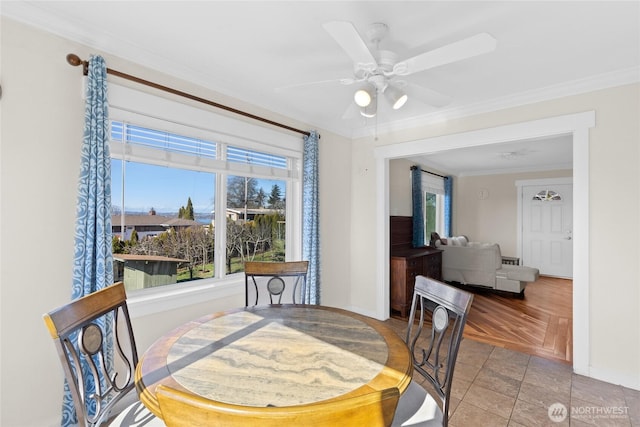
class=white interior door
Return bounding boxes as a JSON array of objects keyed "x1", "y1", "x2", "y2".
[{"x1": 521, "y1": 183, "x2": 573, "y2": 278}]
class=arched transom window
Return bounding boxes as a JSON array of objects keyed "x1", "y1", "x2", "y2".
[{"x1": 532, "y1": 190, "x2": 562, "y2": 201}]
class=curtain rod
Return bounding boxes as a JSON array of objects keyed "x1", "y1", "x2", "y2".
[
  {"x1": 66, "y1": 54, "x2": 312, "y2": 137},
  {"x1": 410, "y1": 165, "x2": 446, "y2": 179}
]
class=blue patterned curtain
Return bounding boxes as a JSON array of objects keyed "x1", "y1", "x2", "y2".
[
  {"x1": 302, "y1": 131, "x2": 320, "y2": 304},
  {"x1": 444, "y1": 176, "x2": 453, "y2": 237},
  {"x1": 62, "y1": 55, "x2": 114, "y2": 426},
  {"x1": 411, "y1": 166, "x2": 424, "y2": 247}
]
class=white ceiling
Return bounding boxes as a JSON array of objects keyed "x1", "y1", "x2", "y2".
[
  {"x1": 413, "y1": 133, "x2": 573, "y2": 176},
  {"x1": 2, "y1": 1, "x2": 639, "y2": 175}
]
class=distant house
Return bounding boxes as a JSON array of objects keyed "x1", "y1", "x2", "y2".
[
  {"x1": 218, "y1": 207, "x2": 282, "y2": 223},
  {"x1": 112, "y1": 208, "x2": 203, "y2": 240},
  {"x1": 113, "y1": 208, "x2": 283, "y2": 241},
  {"x1": 113, "y1": 254, "x2": 188, "y2": 290}
]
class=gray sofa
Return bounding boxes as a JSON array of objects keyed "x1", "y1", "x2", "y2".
[{"x1": 434, "y1": 235, "x2": 539, "y2": 296}]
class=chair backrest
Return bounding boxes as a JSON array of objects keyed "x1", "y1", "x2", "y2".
[
  {"x1": 244, "y1": 261, "x2": 309, "y2": 306},
  {"x1": 43, "y1": 282, "x2": 139, "y2": 427},
  {"x1": 157, "y1": 384, "x2": 400, "y2": 427},
  {"x1": 406, "y1": 275, "x2": 473, "y2": 426}
]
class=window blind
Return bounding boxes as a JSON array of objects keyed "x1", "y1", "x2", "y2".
[{"x1": 422, "y1": 173, "x2": 445, "y2": 195}]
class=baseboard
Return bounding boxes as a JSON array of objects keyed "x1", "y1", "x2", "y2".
[
  {"x1": 342, "y1": 304, "x2": 379, "y2": 320},
  {"x1": 586, "y1": 366, "x2": 640, "y2": 391}
]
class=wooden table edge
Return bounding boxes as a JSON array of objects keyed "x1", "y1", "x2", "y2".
[{"x1": 135, "y1": 304, "x2": 413, "y2": 419}]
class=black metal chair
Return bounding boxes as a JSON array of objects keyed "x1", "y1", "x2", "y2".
[
  {"x1": 392, "y1": 276, "x2": 474, "y2": 427},
  {"x1": 244, "y1": 261, "x2": 309, "y2": 306},
  {"x1": 43, "y1": 282, "x2": 162, "y2": 427}
]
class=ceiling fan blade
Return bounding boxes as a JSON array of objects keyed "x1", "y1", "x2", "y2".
[
  {"x1": 323, "y1": 21, "x2": 378, "y2": 70},
  {"x1": 275, "y1": 78, "x2": 355, "y2": 92},
  {"x1": 394, "y1": 33, "x2": 497, "y2": 76},
  {"x1": 406, "y1": 83, "x2": 452, "y2": 108}
]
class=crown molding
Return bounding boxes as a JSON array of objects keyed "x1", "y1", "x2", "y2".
[
  {"x1": 354, "y1": 66, "x2": 640, "y2": 139},
  {"x1": 4, "y1": 3, "x2": 638, "y2": 142},
  {"x1": 456, "y1": 162, "x2": 574, "y2": 177}
]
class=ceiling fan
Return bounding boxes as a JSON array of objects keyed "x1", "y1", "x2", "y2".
[{"x1": 320, "y1": 21, "x2": 497, "y2": 118}]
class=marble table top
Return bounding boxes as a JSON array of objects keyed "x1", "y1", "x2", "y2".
[{"x1": 135, "y1": 305, "x2": 412, "y2": 418}]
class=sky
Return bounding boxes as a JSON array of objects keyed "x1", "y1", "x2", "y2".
[{"x1": 111, "y1": 160, "x2": 284, "y2": 214}]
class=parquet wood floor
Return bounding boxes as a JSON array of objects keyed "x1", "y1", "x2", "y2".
[{"x1": 462, "y1": 275, "x2": 573, "y2": 364}]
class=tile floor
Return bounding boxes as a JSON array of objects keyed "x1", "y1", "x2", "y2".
[{"x1": 385, "y1": 317, "x2": 640, "y2": 426}]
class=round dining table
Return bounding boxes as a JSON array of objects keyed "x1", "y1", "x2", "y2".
[{"x1": 135, "y1": 304, "x2": 413, "y2": 419}]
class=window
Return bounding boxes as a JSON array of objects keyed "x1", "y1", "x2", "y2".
[
  {"x1": 108, "y1": 85, "x2": 302, "y2": 293},
  {"x1": 422, "y1": 174, "x2": 445, "y2": 240},
  {"x1": 424, "y1": 192, "x2": 445, "y2": 239},
  {"x1": 112, "y1": 159, "x2": 216, "y2": 288},
  {"x1": 225, "y1": 175, "x2": 286, "y2": 274},
  {"x1": 533, "y1": 190, "x2": 562, "y2": 201}
]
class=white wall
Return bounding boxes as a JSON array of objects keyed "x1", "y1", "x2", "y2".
[
  {"x1": 455, "y1": 170, "x2": 571, "y2": 256},
  {"x1": 351, "y1": 83, "x2": 639, "y2": 389},
  {"x1": 318, "y1": 129, "x2": 353, "y2": 309},
  {"x1": 2, "y1": 18, "x2": 85, "y2": 427},
  {"x1": 0, "y1": 18, "x2": 351, "y2": 426},
  {"x1": 388, "y1": 158, "x2": 413, "y2": 216}
]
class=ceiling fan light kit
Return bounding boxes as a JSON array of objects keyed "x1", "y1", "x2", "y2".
[
  {"x1": 360, "y1": 96, "x2": 378, "y2": 117},
  {"x1": 385, "y1": 84, "x2": 408, "y2": 110},
  {"x1": 321, "y1": 20, "x2": 497, "y2": 121},
  {"x1": 354, "y1": 84, "x2": 374, "y2": 107}
]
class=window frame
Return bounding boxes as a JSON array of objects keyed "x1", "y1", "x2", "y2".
[
  {"x1": 420, "y1": 173, "x2": 446, "y2": 242},
  {"x1": 423, "y1": 191, "x2": 445, "y2": 239},
  {"x1": 108, "y1": 84, "x2": 303, "y2": 316}
]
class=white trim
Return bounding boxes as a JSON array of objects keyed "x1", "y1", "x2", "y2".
[
  {"x1": 286, "y1": 157, "x2": 303, "y2": 262},
  {"x1": 353, "y1": 67, "x2": 637, "y2": 139},
  {"x1": 375, "y1": 156, "x2": 390, "y2": 321},
  {"x1": 108, "y1": 83, "x2": 305, "y2": 309},
  {"x1": 571, "y1": 126, "x2": 591, "y2": 377},
  {"x1": 214, "y1": 157, "x2": 228, "y2": 279},
  {"x1": 342, "y1": 304, "x2": 379, "y2": 320},
  {"x1": 109, "y1": 84, "x2": 303, "y2": 157},
  {"x1": 375, "y1": 111, "x2": 594, "y2": 377},
  {"x1": 376, "y1": 113, "x2": 594, "y2": 160},
  {"x1": 110, "y1": 141, "x2": 296, "y2": 180},
  {"x1": 588, "y1": 366, "x2": 640, "y2": 391},
  {"x1": 127, "y1": 274, "x2": 244, "y2": 318}
]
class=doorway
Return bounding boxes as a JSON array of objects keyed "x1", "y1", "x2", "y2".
[
  {"x1": 375, "y1": 111, "x2": 594, "y2": 376},
  {"x1": 517, "y1": 178, "x2": 574, "y2": 278}
]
